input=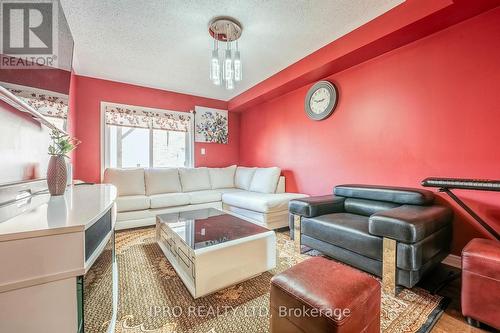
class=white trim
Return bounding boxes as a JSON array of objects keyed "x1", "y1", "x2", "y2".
[
  {"x1": 189, "y1": 110, "x2": 195, "y2": 167},
  {"x1": 100, "y1": 102, "x2": 106, "y2": 182},
  {"x1": 442, "y1": 254, "x2": 461, "y2": 269}
]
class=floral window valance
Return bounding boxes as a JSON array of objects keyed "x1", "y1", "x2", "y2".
[
  {"x1": 103, "y1": 102, "x2": 192, "y2": 132},
  {"x1": 6, "y1": 86, "x2": 69, "y2": 119}
]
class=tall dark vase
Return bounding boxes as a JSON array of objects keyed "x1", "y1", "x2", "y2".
[{"x1": 47, "y1": 155, "x2": 67, "y2": 196}]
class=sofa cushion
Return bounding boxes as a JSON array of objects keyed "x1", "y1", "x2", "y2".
[
  {"x1": 222, "y1": 191, "x2": 307, "y2": 213},
  {"x1": 369, "y1": 205, "x2": 453, "y2": 243},
  {"x1": 187, "y1": 190, "x2": 222, "y2": 205},
  {"x1": 208, "y1": 165, "x2": 237, "y2": 189},
  {"x1": 235, "y1": 167, "x2": 256, "y2": 190},
  {"x1": 302, "y1": 213, "x2": 382, "y2": 261},
  {"x1": 103, "y1": 168, "x2": 145, "y2": 196},
  {"x1": 334, "y1": 184, "x2": 435, "y2": 205},
  {"x1": 249, "y1": 167, "x2": 281, "y2": 193},
  {"x1": 115, "y1": 195, "x2": 150, "y2": 212},
  {"x1": 144, "y1": 168, "x2": 181, "y2": 195},
  {"x1": 216, "y1": 188, "x2": 246, "y2": 195},
  {"x1": 344, "y1": 198, "x2": 400, "y2": 217},
  {"x1": 179, "y1": 168, "x2": 211, "y2": 192},
  {"x1": 289, "y1": 195, "x2": 345, "y2": 218},
  {"x1": 150, "y1": 193, "x2": 190, "y2": 209}
]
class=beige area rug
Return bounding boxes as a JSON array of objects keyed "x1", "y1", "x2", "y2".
[{"x1": 98, "y1": 227, "x2": 447, "y2": 333}]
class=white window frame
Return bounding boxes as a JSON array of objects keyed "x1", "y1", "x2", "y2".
[{"x1": 100, "y1": 102, "x2": 194, "y2": 181}]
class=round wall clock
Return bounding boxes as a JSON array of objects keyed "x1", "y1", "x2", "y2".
[{"x1": 304, "y1": 81, "x2": 338, "y2": 120}]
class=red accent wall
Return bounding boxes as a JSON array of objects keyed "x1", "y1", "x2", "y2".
[
  {"x1": 73, "y1": 76, "x2": 239, "y2": 183},
  {"x1": 238, "y1": 8, "x2": 500, "y2": 253}
]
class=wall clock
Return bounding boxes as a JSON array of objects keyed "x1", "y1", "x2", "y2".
[{"x1": 304, "y1": 81, "x2": 338, "y2": 120}]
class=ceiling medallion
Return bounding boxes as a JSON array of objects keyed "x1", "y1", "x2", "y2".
[{"x1": 208, "y1": 17, "x2": 242, "y2": 90}]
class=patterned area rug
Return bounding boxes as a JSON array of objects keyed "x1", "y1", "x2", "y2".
[{"x1": 103, "y1": 227, "x2": 447, "y2": 333}]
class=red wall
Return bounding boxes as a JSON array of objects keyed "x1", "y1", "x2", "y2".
[
  {"x1": 73, "y1": 76, "x2": 239, "y2": 183},
  {"x1": 238, "y1": 8, "x2": 500, "y2": 253}
]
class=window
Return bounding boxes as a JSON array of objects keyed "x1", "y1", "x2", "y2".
[
  {"x1": 103, "y1": 102, "x2": 193, "y2": 171},
  {"x1": 152, "y1": 129, "x2": 188, "y2": 167}
]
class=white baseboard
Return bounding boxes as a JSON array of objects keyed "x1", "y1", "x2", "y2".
[{"x1": 442, "y1": 254, "x2": 461, "y2": 269}]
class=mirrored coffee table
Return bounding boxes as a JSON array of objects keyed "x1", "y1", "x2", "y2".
[{"x1": 156, "y1": 208, "x2": 276, "y2": 298}]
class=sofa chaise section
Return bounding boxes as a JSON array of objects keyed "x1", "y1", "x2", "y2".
[{"x1": 223, "y1": 191, "x2": 307, "y2": 230}]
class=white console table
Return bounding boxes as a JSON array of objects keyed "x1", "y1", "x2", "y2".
[{"x1": 0, "y1": 184, "x2": 117, "y2": 333}]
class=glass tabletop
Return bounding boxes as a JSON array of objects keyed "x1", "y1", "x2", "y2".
[{"x1": 157, "y1": 208, "x2": 270, "y2": 250}]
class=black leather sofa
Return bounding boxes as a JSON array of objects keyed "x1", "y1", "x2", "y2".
[{"x1": 289, "y1": 184, "x2": 453, "y2": 288}]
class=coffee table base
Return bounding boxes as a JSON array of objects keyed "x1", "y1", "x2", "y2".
[{"x1": 156, "y1": 219, "x2": 276, "y2": 298}]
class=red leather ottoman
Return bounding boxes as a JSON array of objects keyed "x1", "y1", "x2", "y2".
[
  {"x1": 461, "y1": 238, "x2": 500, "y2": 329},
  {"x1": 270, "y1": 257, "x2": 381, "y2": 333}
]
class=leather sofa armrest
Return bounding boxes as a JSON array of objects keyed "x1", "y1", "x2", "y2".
[
  {"x1": 368, "y1": 205, "x2": 452, "y2": 243},
  {"x1": 289, "y1": 195, "x2": 345, "y2": 218}
]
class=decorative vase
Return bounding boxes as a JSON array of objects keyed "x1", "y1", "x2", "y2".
[{"x1": 47, "y1": 155, "x2": 67, "y2": 196}]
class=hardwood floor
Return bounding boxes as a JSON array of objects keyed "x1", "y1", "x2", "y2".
[{"x1": 432, "y1": 275, "x2": 496, "y2": 333}]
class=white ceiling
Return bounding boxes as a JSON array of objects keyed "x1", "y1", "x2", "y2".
[{"x1": 60, "y1": 0, "x2": 403, "y2": 101}]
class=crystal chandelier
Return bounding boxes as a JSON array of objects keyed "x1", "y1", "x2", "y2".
[{"x1": 208, "y1": 17, "x2": 242, "y2": 90}]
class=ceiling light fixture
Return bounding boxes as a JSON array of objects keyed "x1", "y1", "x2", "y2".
[{"x1": 208, "y1": 17, "x2": 242, "y2": 90}]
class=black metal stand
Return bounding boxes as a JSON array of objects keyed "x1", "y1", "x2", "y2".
[{"x1": 439, "y1": 188, "x2": 500, "y2": 241}]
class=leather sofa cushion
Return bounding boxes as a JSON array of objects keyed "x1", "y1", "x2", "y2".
[
  {"x1": 301, "y1": 235, "x2": 449, "y2": 288},
  {"x1": 115, "y1": 195, "x2": 150, "y2": 212},
  {"x1": 344, "y1": 198, "x2": 399, "y2": 216},
  {"x1": 104, "y1": 168, "x2": 145, "y2": 196},
  {"x1": 295, "y1": 213, "x2": 451, "y2": 270},
  {"x1": 150, "y1": 193, "x2": 190, "y2": 209},
  {"x1": 302, "y1": 213, "x2": 382, "y2": 260},
  {"x1": 235, "y1": 167, "x2": 256, "y2": 190},
  {"x1": 179, "y1": 168, "x2": 211, "y2": 192},
  {"x1": 462, "y1": 238, "x2": 500, "y2": 279},
  {"x1": 249, "y1": 167, "x2": 281, "y2": 193},
  {"x1": 289, "y1": 195, "x2": 345, "y2": 218},
  {"x1": 208, "y1": 165, "x2": 236, "y2": 189},
  {"x1": 369, "y1": 205, "x2": 452, "y2": 243},
  {"x1": 396, "y1": 225, "x2": 451, "y2": 270},
  {"x1": 334, "y1": 184, "x2": 435, "y2": 205},
  {"x1": 144, "y1": 168, "x2": 181, "y2": 195},
  {"x1": 187, "y1": 190, "x2": 222, "y2": 205},
  {"x1": 223, "y1": 191, "x2": 307, "y2": 213}
]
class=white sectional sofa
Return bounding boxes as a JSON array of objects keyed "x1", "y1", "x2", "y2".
[{"x1": 103, "y1": 165, "x2": 307, "y2": 230}]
